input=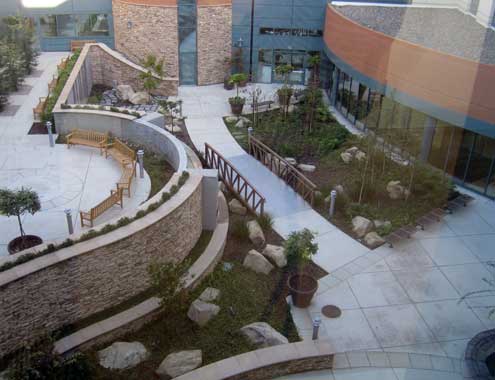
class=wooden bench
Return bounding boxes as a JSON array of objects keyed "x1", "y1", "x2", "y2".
[
  {"x1": 117, "y1": 165, "x2": 136, "y2": 197},
  {"x1": 251, "y1": 100, "x2": 274, "y2": 111},
  {"x1": 71, "y1": 40, "x2": 96, "y2": 52},
  {"x1": 33, "y1": 97, "x2": 47, "y2": 122},
  {"x1": 66, "y1": 129, "x2": 108, "y2": 154},
  {"x1": 105, "y1": 138, "x2": 136, "y2": 168},
  {"x1": 80, "y1": 188, "x2": 123, "y2": 228}
]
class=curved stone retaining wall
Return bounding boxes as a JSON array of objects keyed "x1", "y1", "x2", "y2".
[{"x1": 0, "y1": 172, "x2": 203, "y2": 358}]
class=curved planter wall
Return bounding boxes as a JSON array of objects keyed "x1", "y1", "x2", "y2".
[{"x1": 324, "y1": 5, "x2": 495, "y2": 136}]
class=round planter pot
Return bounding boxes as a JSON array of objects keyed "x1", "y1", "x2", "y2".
[
  {"x1": 287, "y1": 274, "x2": 318, "y2": 308},
  {"x1": 239, "y1": 79, "x2": 248, "y2": 87},
  {"x1": 230, "y1": 102, "x2": 245, "y2": 116},
  {"x1": 8, "y1": 235, "x2": 43, "y2": 255},
  {"x1": 224, "y1": 80, "x2": 234, "y2": 91},
  {"x1": 277, "y1": 92, "x2": 293, "y2": 107}
]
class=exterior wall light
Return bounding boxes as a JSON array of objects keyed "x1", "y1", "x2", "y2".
[{"x1": 127, "y1": 20, "x2": 133, "y2": 29}]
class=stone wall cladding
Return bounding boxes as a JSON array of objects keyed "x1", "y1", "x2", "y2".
[
  {"x1": 197, "y1": 5, "x2": 232, "y2": 85},
  {"x1": 88, "y1": 44, "x2": 178, "y2": 96},
  {"x1": 112, "y1": 0, "x2": 179, "y2": 79},
  {"x1": 0, "y1": 174, "x2": 202, "y2": 358}
]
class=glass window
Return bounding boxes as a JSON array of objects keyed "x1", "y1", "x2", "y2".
[
  {"x1": 56, "y1": 14, "x2": 76, "y2": 37},
  {"x1": 453, "y1": 130, "x2": 476, "y2": 181},
  {"x1": 356, "y1": 84, "x2": 370, "y2": 127},
  {"x1": 464, "y1": 135, "x2": 495, "y2": 194},
  {"x1": 77, "y1": 14, "x2": 109, "y2": 36},
  {"x1": 428, "y1": 120, "x2": 455, "y2": 172},
  {"x1": 40, "y1": 15, "x2": 57, "y2": 37},
  {"x1": 257, "y1": 49, "x2": 272, "y2": 83},
  {"x1": 365, "y1": 92, "x2": 382, "y2": 131}
]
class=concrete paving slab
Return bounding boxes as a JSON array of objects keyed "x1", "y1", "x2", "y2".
[
  {"x1": 393, "y1": 269, "x2": 460, "y2": 302},
  {"x1": 440, "y1": 263, "x2": 494, "y2": 295},
  {"x1": 460, "y1": 234, "x2": 495, "y2": 262},
  {"x1": 348, "y1": 272, "x2": 410, "y2": 308},
  {"x1": 419, "y1": 237, "x2": 480, "y2": 266},
  {"x1": 384, "y1": 241, "x2": 435, "y2": 271}
]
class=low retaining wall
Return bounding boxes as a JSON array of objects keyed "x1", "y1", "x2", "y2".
[
  {"x1": 54, "y1": 192, "x2": 228, "y2": 355},
  {"x1": 0, "y1": 172, "x2": 203, "y2": 358},
  {"x1": 175, "y1": 340, "x2": 334, "y2": 380}
]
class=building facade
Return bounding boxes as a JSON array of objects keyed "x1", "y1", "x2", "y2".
[{"x1": 1, "y1": 0, "x2": 494, "y2": 198}]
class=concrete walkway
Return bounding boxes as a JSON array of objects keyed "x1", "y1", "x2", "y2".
[
  {"x1": 181, "y1": 84, "x2": 370, "y2": 274},
  {"x1": 0, "y1": 53, "x2": 150, "y2": 257}
]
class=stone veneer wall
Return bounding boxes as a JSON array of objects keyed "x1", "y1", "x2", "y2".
[
  {"x1": 0, "y1": 173, "x2": 202, "y2": 358},
  {"x1": 197, "y1": 4, "x2": 232, "y2": 85},
  {"x1": 112, "y1": 0, "x2": 179, "y2": 79},
  {"x1": 87, "y1": 44, "x2": 178, "y2": 96}
]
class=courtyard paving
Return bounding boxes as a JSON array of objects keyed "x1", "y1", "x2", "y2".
[{"x1": 0, "y1": 53, "x2": 150, "y2": 257}]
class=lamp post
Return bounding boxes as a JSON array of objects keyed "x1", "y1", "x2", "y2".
[
  {"x1": 329, "y1": 190, "x2": 337, "y2": 219},
  {"x1": 46, "y1": 121, "x2": 54, "y2": 148},
  {"x1": 64, "y1": 209, "x2": 74, "y2": 235},
  {"x1": 312, "y1": 316, "x2": 322, "y2": 340},
  {"x1": 137, "y1": 149, "x2": 145, "y2": 179}
]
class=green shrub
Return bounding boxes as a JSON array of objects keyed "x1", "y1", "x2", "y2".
[
  {"x1": 284, "y1": 229, "x2": 318, "y2": 272},
  {"x1": 231, "y1": 220, "x2": 249, "y2": 241},
  {"x1": 149, "y1": 259, "x2": 189, "y2": 314},
  {"x1": 256, "y1": 212, "x2": 273, "y2": 231}
]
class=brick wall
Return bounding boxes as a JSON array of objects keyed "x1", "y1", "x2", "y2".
[
  {"x1": 112, "y1": 0, "x2": 179, "y2": 79},
  {"x1": 197, "y1": 5, "x2": 232, "y2": 85},
  {"x1": 0, "y1": 174, "x2": 202, "y2": 358}
]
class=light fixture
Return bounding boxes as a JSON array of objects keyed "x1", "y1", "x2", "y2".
[
  {"x1": 22, "y1": 0, "x2": 67, "y2": 8},
  {"x1": 237, "y1": 37, "x2": 243, "y2": 48},
  {"x1": 127, "y1": 20, "x2": 133, "y2": 29}
]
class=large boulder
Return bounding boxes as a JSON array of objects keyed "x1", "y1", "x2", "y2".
[
  {"x1": 199, "y1": 287, "x2": 220, "y2": 303},
  {"x1": 334, "y1": 184, "x2": 345, "y2": 195},
  {"x1": 156, "y1": 350, "x2": 202, "y2": 378},
  {"x1": 386, "y1": 180, "x2": 408, "y2": 200},
  {"x1": 355, "y1": 151, "x2": 366, "y2": 161},
  {"x1": 129, "y1": 91, "x2": 150, "y2": 105},
  {"x1": 229, "y1": 199, "x2": 247, "y2": 216},
  {"x1": 98, "y1": 342, "x2": 149, "y2": 370},
  {"x1": 352, "y1": 216, "x2": 374, "y2": 238},
  {"x1": 374, "y1": 220, "x2": 392, "y2": 229},
  {"x1": 187, "y1": 300, "x2": 220, "y2": 327},
  {"x1": 285, "y1": 157, "x2": 297, "y2": 165},
  {"x1": 247, "y1": 220, "x2": 265, "y2": 247},
  {"x1": 346, "y1": 146, "x2": 359, "y2": 155},
  {"x1": 240, "y1": 322, "x2": 289, "y2": 348},
  {"x1": 235, "y1": 119, "x2": 246, "y2": 128},
  {"x1": 297, "y1": 164, "x2": 316, "y2": 173},
  {"x1": 364, "y1": 232, "x2": 386, "y2": 248},
  {"x1": 116, "y1": 85, "x2": 135, "y2": 101},
  {"x1": 243, "y1": 249, "x2": 274, "y2": 275},
  {"x1": 225, "y1": 116, "x2": 238, "y2": 123},
  {"x1": 262, "y1": 244, "x2": 287, "y2": 268}
]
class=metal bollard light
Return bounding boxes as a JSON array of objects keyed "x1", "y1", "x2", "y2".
[
  {"x1": 137, "y1": 149, "x2": 145, "y2": 179},
  {"x1": 46, "y1": 121, "x2": 54, "y2": 148},
  {"x1": 312, "y1": 316, "x2": 322, "y2": 340},
  {"x1": 65, "y1": 209, "x2": 74, "y2": 235},
  {"x1": 329, "y1": 190, "x2": 337, "y2": 219}
]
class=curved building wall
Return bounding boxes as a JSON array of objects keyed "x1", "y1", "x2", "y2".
[{"x1": 323, "y1": 5, "x2": 495, "y2": 138}]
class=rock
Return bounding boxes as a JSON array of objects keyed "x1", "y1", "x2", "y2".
[
  {"x1": 116, "y1": 85, "x2": 134, "y2": 101},
  {"x1": 199, "y1": 287, "x2": 220, "y2": 303},
  {"x1": 386, "y1": 180, "x2": 407, "y2": 200},
  {"x1": 297, "y1": 164, "x2": 316, "y2": 172},
  {"x1": 156, "y1": 350, "x2": 202, "y2": 378},
  {"x1": 219, "y1": 182, "x2": 226, "y2": 192},
  {"x1": 340, "y1": 152, "x2": 353, "y2": 164},
  {"x1": 262, "y1": 244, "x2": 286, "y2": 268},
  {"x1": 346, "y1": 146, "x2": 359, "y2": 155},
  {"x1": 98, "y1": 342, "x2": 149, "y2": 370},
  {"x1": 355, "y1": 151, "x2": 366, "y2": 161},
  {"x1": 129, "y1": 91, "x2": 150, "y2": 105},
  {"x1": 374, "y1": 220, "x2": 392, "y2": 229},
  {"x1": 239, "y1": 116, "x2": 251, "y2": 124},
  {"x1": 235, "y1": 119, "x2": 246, "y2": 128},
  {"x1": 364, "y1": 232, "x2": 386, "y2": 248},
  {"x1": 334, "y1": 184, "x2": 345, "y2": 195},
  {"x1": 243, "y1": 249, "x2": 274, "y2": 275},
  {"x1": 240, "y1": 322, "x2": 289, "y2": 348},
  {"x1": 285, "y1": 157, "x2": 297, "y2": 165},
  {"x1": 352, "y1": 216, "x2": 374, "y2": 238},
  {"x1": 247, "y1": 220, "x2": 265, "y2": 247},
  {"x1": 315, "y1": 190, "x2": 322, "y2": 198},
  {"x1": 229, "y1": 199, "x2": 247, "y2": 215},
  {"x1": 225, "y1": 116, "x2": 238, "y2": 123},
  {"x1": 187, "y1": 300, "x2": 220, "y2": 327}
]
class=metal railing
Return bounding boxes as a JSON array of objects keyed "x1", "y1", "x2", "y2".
[
  {"x1": 204, "y1": 143, "x2": 265, "y2": 215},
  {"x1": 248, "y1": 135, "x2": 317, "y2": 205}
]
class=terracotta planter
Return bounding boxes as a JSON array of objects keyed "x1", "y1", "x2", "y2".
[
  {"x1": 287, "y1": 274, "x2": 318, "y2": 308},
  {"x1": 239, "y1": 78, "x2": 248, "y2": 87},
  {"x1": 277, "y1": 90, "x2": 293, "y2": 107},
  {"x1": 224, "y1": 78, "x2": 234, "y2": 90},
  {"x1": 230, "y1": 102, "x2": 244, "y2": 116},
  {"x1": 8, "y1": 235, "x2": 43, "y2": 255}
]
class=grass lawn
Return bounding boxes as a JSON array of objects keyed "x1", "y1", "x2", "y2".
[
  {"x1": 142, "y1": 151, "x2": 175, "y2": 198},
  {"x1": 84, "y1": 211, "x2": 311, "y2": 379}
]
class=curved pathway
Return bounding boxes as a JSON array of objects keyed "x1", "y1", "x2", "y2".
[{"x1": 180, "y1": 84, "x2": 370, "y2": 274}]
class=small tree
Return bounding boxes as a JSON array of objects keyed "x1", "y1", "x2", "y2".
[
  {"x1": 149, "y1": 260, "x2": 190, "y2": 314},
  {"x1": 284, "y1": 228, "x2": 318, "y2": 273},
  {"x1": 158, "y1": 99, "x2": 184, "y2": 133},
  {"x1": 139, "y1": 55, "x2": 165, "y2": 97},
  {"x1": 228, "y1": 73, "x2": 248, "y2": 114},
  {"x1": 0, "y1": 187, "x2": 41, "y2": 240},
  {"x1": 275, "y1": 64, "x2": 294, "y2": 117}
]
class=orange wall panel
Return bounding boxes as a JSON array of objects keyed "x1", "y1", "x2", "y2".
[
  {"x1": 116, "y1": 0, "x2": 177, "y2": 6},
  {"x1": 324, "y1": 6, "x2": 495, "y2": 126}
]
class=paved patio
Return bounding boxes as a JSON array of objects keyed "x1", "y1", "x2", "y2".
[{"x1": 0, "y1": 53, "x2": 150, "y2": 257}]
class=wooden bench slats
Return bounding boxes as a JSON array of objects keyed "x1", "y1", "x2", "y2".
[
  {"x1": 67, "y1": 129, "x2": 108, "y2": 154},
  {"x1": 117, "y1": 165, "x2": 136, "y2": 197},
  {"x1": 250, "y1": 100, "x2": 274, "y2": 110},
  {"x1": 80, "y1": 189, "x2": 123, "y2": 228},
  {"x1": 105, "y1": 138, "x2": 137, "y2": 168},
  {"x1": 33, "y1": 97, "x2": 47, "y2": 122}
]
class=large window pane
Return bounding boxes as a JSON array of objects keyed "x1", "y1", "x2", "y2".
[
  {"x1": 428, "y1": 121, "x2": 455, "y2": 172},
  {"x1": 56, "y1": 15, "x2": 76, "y2": 37},
  {"x1": 453, "y1": 130, "x2": 476, "y2": 181},
  {"x1": 40, "y1": 15, "x2": 57, "y2": 37},
  {"x1": 464, "y1": 135, "x2": 495, "y2": 194},
  {"x1": 78, "y1": 14, "x2": 109, "y2": 36}
]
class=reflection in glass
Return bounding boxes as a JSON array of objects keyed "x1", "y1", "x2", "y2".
[
  {"x1": 40, "y1": 15, "x2": 57, "y2": 37},
  {"x1": 78, "y1": 14, "x2": 109, "y2": 36},
  {"x1": 464, "y1": 135, "x2": 495, "y2": 193},
  {"x1": 56, "y1": 15, "x2": 76, "y2": 37}
]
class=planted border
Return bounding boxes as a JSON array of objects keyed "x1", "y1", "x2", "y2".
[{"x1": 0, "y1": 171, "x2": 190, "y2": 273}]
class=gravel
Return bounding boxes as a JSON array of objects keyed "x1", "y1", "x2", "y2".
[{"x1": 335, "y1": 5, "x2": 495, "y2": 65}]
